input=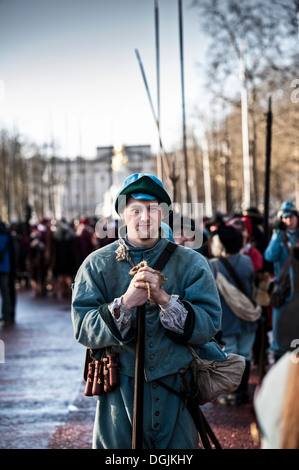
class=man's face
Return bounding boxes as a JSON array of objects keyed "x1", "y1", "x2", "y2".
[
  {"x1": 122, "y1": 197, "x2": 162, "y2": 246},
  {"x1": 282, "y1": 213, "x2": 298, "y2": 231}
]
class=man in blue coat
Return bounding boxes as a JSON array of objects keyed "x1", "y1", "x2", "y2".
[{"x1": 71, "y1": 173, "x2": 225, "y2": 449}]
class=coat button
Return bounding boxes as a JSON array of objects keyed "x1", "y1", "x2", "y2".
[{"x1": 155, "y1": 410, "x2": 160, "y2": 416}]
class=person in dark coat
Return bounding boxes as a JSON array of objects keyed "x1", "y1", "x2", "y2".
[
  {"x1": 0, "y1": 222, "x2": 14, "y2": 325},
  {"x1": 50, "y1": 220, "x2": 77, "y2": 297},
  {"x1": 74, "y1": 218, "x2": 94, "y2": 270}
]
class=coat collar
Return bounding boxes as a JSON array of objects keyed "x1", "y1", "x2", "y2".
[{"x1": 122, "y1": 236, "x2": 169, "y2": 255}]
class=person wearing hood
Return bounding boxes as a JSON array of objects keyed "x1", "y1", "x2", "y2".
[{"x1": 71, "y1": 173, "x2": 225, "y2": 449}]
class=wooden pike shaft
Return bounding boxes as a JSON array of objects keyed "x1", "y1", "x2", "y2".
[
  {"x1": 132, "y1": 303, "x2": 146, "y2": 449},
  {"x1": 134, "y1": 48, "x2": 172, "y2": 189}
]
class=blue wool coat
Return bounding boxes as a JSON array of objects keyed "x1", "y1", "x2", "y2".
[{"x1": 71, "y1": 237, "x2": 225, "y2": 449}]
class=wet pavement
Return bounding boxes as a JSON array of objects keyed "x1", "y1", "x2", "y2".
[
  {"x1": 0, "y1": 288, "x2": 262, "y2": 451},
  {"x1": 0, "y1": 289, "x2": 88, "y2": 449}
]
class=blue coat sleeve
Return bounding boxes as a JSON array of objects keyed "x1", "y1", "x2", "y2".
[
  {"x1": 264, "y1": 230, "x2": 286, "y2": 263},
  {"x1": 71, "y1": 251, "x2": 135, "y2": 351},
  {"x1": 172, "y1": 249, "x2": 222, "y2": 346}
]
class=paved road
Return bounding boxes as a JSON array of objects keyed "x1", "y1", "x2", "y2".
[
  {"x1": 0, "y1": 289, "x2": 91, "y2": 449},
  {"x1": 0, "y1": 289, "x2": 261, "y2": 451}
]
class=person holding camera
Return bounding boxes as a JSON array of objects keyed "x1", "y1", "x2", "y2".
[{"x1": 264, "y1": 201, "x2": 299, "y2": 361}]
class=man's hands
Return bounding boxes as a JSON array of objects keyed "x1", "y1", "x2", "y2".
[{"x1": 122, "y1": 265, "x2": 170, "y2": 310}]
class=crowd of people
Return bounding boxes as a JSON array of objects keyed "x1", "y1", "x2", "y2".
[
  {"x1": 0, "y1": 199, "x2": 294, "y2": 362},
  {"x1": 1, "y1": 177, "x2": 298, "y2": 448},
  {"x1": 174, "y1": 200, "x2": 299, "y2": 448},
  {"x1": 71, "y1": 173, "x2": 299, "y2": 449},
  {"x1": 0, "y1": 216, "x2": 100, "y2": 324}
]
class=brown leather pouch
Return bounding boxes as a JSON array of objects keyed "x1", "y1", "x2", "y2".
[
  {"x1": 83, "y1": 349, "x2": 120, "y2": 396},
  {"x1": 84, "y1": 361, "x2": 95, "y2": 396},
  {"x1": 92, "y1": 360, "x2": 104, "y2": 396},
  {"x1": 107, "y1": 353, "x2": 120, "y2": 388},
  {"x1": 83, "y1": 349, "x2": 93, "y2": 382}
]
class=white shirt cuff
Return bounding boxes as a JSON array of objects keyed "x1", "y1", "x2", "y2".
[
  {"x1": 159, "y1": 294, "x2": 188, "y2": 334},
  {"x1": 109, "y1": 294, "x2": 188, "y2": 338},
  {"x1": 109, "y1": 297, "x2": 132, "y2": 338}
]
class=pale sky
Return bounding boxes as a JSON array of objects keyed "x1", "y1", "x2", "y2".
[{"x1": 0, "y1": 0, "x2": 208, "y2": 158}]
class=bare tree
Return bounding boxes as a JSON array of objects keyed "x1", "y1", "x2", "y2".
[{"x1": 190, "y1": 0, "x2": 299, "y2": 209}]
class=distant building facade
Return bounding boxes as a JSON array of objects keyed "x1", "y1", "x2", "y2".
[{"x1": 27, "y1": 144, "x2": 156, "y2": 222}]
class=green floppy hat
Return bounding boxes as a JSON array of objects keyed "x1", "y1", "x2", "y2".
[{"x1": 115, "y1": 173, "x2": 172, "y2": 215}]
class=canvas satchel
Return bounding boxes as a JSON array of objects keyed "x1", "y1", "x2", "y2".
[
  {"x1": 187, "y1": 345, "x2": 246, "y2": 406},
  {"x1": 212, "y1": 259, "x2": 262, "y2": 322}
]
